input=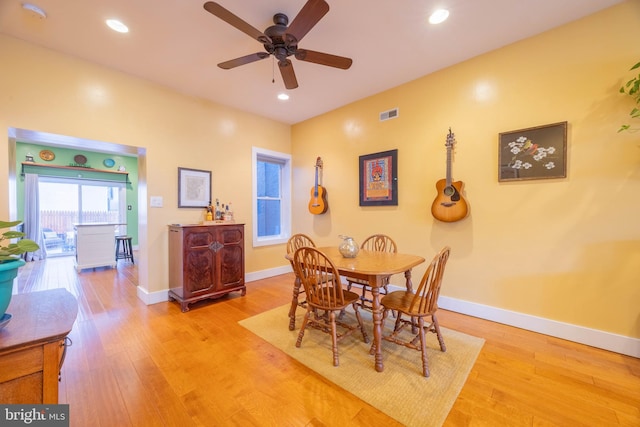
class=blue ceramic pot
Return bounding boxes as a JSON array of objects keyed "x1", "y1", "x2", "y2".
[{"x1": 0, "y1": 259, "x2": 25, "y2": 316}]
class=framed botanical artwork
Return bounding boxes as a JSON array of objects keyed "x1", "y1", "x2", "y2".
[
  {"x1": 178, "y1": 167, "x2": 211, "y2": 208},
  {"x1": 498, "y1": 121, "x2": 568, "y2": 182},
  {"x1": 359, "y1": 149, "x2": 398, "y2": 206}
]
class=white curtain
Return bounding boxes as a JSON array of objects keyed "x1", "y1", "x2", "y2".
[{"x1": 24, "y1": 173, "x2": 45, "y2": 261}]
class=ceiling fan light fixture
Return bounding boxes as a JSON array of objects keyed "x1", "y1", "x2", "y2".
[
  {"x1": 22, "y1": 3, "x2": 47, "y2": 19},
  {"x1": 106, "y1": 19, "x2": 129, "y2": 33},
  {"x1": 277, "y1": 93, "x2": 290, "y2": 101},
  {"x1": 429, "y1": 9, "x2": 449, "y2": 25}
]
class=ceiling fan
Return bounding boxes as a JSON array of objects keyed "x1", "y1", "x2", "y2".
[{"x1": 203, "y1": 0, "x2": 352, "y2": 89}]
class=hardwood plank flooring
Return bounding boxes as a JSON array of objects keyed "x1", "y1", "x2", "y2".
[{"x1": 11, "y1": 256, "x2": 640, "y2": 426}]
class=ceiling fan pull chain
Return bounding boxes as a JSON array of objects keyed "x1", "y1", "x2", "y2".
[{"x1": 272, "y1": 56, "x2": 275, "y2": 83}]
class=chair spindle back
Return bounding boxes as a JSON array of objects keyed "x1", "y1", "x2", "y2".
[
  {"x1": 293, "y1": 247, "x2": 346, "y2": 308},
  {"x1": 286, "y1": 233, "x2": 316, "y2": 255},
  {"x1": 409, "y1": 247, "x2": 451, "y2": 314},
  {"x1": 360, "y1": 234, "x2": 397, "y2": 253}
]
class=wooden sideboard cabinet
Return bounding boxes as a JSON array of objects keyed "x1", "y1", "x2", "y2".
[
  {"x1": 168, "y1": 223, "x2": 246, "y2": 312},
  {"x1": 0, "y1": 289, "x2": 78, "y2": 404}
]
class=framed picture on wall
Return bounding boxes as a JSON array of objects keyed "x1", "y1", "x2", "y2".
[
  {"x1": 498, "y1": 121, "x2": 568, "y2": 182},
  {"x1": 359, "y1": 149, "x2": 398, "y2": 206},
  {"x1": 178, "y1": 167, "x2": 211, "y2": 208}
]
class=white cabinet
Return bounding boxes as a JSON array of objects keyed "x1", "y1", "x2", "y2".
[{"x1": 74, "y1": 224, "x2": 117, "y2": 272}]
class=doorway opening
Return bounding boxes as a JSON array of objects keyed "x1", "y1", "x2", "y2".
[{"x1": 8, "y1": 127, "x2": 148, "y2": 303}]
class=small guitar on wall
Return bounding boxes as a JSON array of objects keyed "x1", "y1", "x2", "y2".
[
  {"x1": 308, "y1": 157, "x2": 328, "y2": 215},
  {"x1": 431, "y1": 128, "x2": 469, "y2": 222}
]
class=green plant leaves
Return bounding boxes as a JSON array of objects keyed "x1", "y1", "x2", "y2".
[
  {"x1": 0, "y1": 220, "x2": 40, "y2": 262},
  {"x1": 619, "y1": 61, "x2": 640, "y2": 132}
]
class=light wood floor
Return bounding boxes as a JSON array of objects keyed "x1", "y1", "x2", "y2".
[{"x1": 14, "y1": 256, "x2": 640, "y2": 427}]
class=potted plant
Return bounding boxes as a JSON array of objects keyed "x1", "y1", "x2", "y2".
[
  {"x1": 0, "y1": 220, "x2": 40, "y2": 321},
  {"x1": 618, "y1": 61, "x2": 640, "y2": 132}
]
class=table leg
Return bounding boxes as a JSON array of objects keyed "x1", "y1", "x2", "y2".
[
  {"x1": 404, "y1": 269, "x2": 414, "y2": 293},
  {"x1": 288, "y1": 276, "x2": 302, "y2": 331},
  {"x1": 371, "y1": 281, "x2": 384, "y2": 372}
]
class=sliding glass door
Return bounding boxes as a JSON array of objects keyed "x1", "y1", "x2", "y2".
[{"x1": 39, "y1": 178, "x2": 126, "y2": 257}]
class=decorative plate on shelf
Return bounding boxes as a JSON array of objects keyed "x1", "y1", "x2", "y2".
[
  {"x1": 103, "y1": 158, "x2": 115, "y2": 168},
  {"x1": 39, "y1": 149, "x2": 55, "y2": 161},
  {"x1": 74, "y1": 154, "x2": 87, "y2": 165}
]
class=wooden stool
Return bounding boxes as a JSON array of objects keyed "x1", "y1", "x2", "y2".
[{"x1": 115, "y1": 236, "x2": 134, "y2": 264}]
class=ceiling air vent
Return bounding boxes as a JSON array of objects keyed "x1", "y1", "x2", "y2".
[{"x1": 379, "y1": 108, "x2": 399, "y2": 122}]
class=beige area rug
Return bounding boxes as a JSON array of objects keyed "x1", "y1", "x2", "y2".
[{"x1": 239, "y1": 304, "x2": 484, "y2": 427}]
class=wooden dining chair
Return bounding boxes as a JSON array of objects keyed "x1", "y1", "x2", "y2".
[
  {"x1": 346, "y1": 234, "x2": 397, "y2": 310},
  {"x1": 286, "y1": 233, "x2": 316, "y2": 330},
  {"x1": 293, "y1": 246, "x2": 369, "y2": 366},
  {"x1": 379, "y1": 246, "x2": 451, "y2": 377}
]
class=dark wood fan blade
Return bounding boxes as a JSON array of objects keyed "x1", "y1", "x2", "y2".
[
  {"x1": 286, "y1": 0, "x2": 329, "y2": 43},
  {"x1": 278, "y1": 59, "x2": 299, "y2": 89},
  {"x1": 218, "y1": 52, "x2": 270, "y2": 69},
  {"x1": 295, "y1": 49, "x2": 352, "y2": 69},
  {"x1": 203, "y1": 2, "x2": 271, "y2": 44}
]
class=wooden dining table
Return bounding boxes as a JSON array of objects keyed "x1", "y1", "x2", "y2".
[{"x1": 286, "y1": 246, "x2": 425, "y2": 372}]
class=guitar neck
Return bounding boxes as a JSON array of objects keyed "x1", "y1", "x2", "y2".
[
  {"x1": 446, "y1": 144, "x2": 453, "y2": 186},
  {"x1": 313, "y1": 166, "x2": 319, "y2": 196}
]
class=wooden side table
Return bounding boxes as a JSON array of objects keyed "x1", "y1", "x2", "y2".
[{"x1": 0, "y1": 289, "x2": 78, "y2": 403}]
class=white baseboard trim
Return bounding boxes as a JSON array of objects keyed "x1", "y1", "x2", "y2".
[
  {"x1": 438, "y1": 295, "x2": 640, "y2": 358},
  {"x1": 136, "y1": 267, "x2": 639, "y2": 358},
  {"x1": 137, "y1": 285, "x2": 168, "y2": 306},
  {"x1": 386, "y1": 284, "x2": 639, "y2": 358},
  {"x1": 246, "y1": 265, "x2": 291, "y2": 283},
  {"x1": 136, "y1": 265, "x2": 292, "y2": 306}
]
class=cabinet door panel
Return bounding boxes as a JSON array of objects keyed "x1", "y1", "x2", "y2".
[
  {"x1": 219, "y1": 228, "x2": 243, "y2": 245},
  {"x1": 184, "y1": 249, "x2": 215, "y2": 294},
  {"x1": 219, "y1": 245, "x2": 244, "y2": 288},
  {"x1": 185, "y1": 228, "x2": 214, "y2": 247}
]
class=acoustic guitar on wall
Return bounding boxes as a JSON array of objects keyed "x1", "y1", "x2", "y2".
[
  {"x1": 308, "y1": 157, "x2": 328, "y2": 215},
  {"x1": 431, "y1": 128, "x2": 469, "y2": 222}
]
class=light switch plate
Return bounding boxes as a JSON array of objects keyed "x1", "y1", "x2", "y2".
[{"x1": 150, "y1": 196, "x2": 163, "y2": 208}]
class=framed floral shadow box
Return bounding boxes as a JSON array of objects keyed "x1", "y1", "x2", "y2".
[
  {"x1": 359, "y1": 149, "x2": 398, "y2": 206},
  {"x1": 498, "y1": 121, "x2": 567, "y2": 182}
]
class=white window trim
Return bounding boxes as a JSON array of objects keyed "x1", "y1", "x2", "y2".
[{"x1": 252, "y1": 146, "x2": 291, "y2": 247}]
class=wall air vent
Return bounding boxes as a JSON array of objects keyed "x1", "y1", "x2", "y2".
[{"x1": 379, "y1": 108, "x2": 399, "y2": 122}]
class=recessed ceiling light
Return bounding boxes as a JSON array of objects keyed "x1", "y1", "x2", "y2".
[
  {"x1": 277, "y1": 93, "x2": 289, "y2": 101},
  {"x1": 429, "y1": 9, "x2": 449, "y2": 25},
  {"x1": 22, "y1": 3, "x2": 47, "y2": 19},
  {"x1": 106, "y1": 19, "x2": 129, "y2": 33}
]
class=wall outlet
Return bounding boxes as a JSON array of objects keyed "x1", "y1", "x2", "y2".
[{"x1": 150, "y1": 196, "x2": 163, "y2": 208}]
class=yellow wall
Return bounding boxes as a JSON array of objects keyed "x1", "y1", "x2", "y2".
[
  {"x1": 0, "y1": 34, "x2": 291, "y2": 294},
  {"x1": 291, "y1": 1, "x2": 640, "y2": 338},
  {"x1": 1, "y1": 2, "x2": 639, "y2": 340}
]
